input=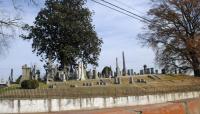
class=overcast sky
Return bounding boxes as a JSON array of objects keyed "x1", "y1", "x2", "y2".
[{"x1": 0, "y1": 0, "x2": 157, "y2": 80}]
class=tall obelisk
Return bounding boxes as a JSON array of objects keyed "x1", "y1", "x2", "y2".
[
  {"x1": 122, "y1": 51, "x2": 127, "y2": 76},
  {"x1": 116, "y1": 58, "x2": 120, "y2": 76}
]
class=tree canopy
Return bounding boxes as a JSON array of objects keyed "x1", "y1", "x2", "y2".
[
  {"x1": 22, "y1": 0, "x2": 102, "y2": 68},
  {"x1": 139, "y1": 0, "x2": 200, "y2": 76},
  {"x1": 102, "y1": 66, "x2": 112, "y2": 78}
]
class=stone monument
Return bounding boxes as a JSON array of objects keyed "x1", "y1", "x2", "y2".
[
  {"x1": 115, "y1": 58, "x2": 120, "y2": 77},
  {"x1": 122, "y1": 51, "x2": 127, "y2": 76},
  {"x1": 20, "y1": 64, "x2": 31, "y2": 83}
]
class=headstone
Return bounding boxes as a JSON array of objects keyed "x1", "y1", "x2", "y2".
[
  {"x1": 87, "y1": 70, "x2": 93, "y2": 79},
  {"x1": 131, "y1": 69, "x2": 134, "y2": 75},
  {"x1": 78, "y1": 62, "x2": 86, "y2": 81},
  {"x1": 155, "y1": 70, "x2": 159, "y2": 74},
  {"x1": 114, "y1": 77, "x2": 121, "y2": 84},
  {"x1": 140, "y1": 70, "x2": 144, "y2": 75},
  {"x1": 150, "y1": 68, "x2": 154, "y2": 74},
  {"x1": 129, "y1": 77, "x2": 134, "y2": 84},
  {"x1": 143, "y1": 65, "x2": 147, "y2": 74},
  {"x1": 93, "y1": 68, "x2": 98, "y2": 79},
  {"x1": 127, "y1": 69, "x2": 131, "y2": 76},
  {"x1": 161, "y1": 69, "x2": 166, "y2": 74},
  {"x1": 146, "y1": 68, "x2": 150, "y2": 74},
  {"x1": 20, "y1": 64, "x2": 31, "y2": 83}
]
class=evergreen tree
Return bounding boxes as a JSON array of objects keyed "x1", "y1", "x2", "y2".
[{"x1": 22, "y1": 0, "x2": 102, "y2": 69}]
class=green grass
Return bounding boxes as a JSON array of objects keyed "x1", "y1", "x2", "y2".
[
  {"x1": 1, "y1": 75, "x2": 200, "y2": 99},
  {"x1": 0, "y1": 84, "x2": 20, "y2": 94}
]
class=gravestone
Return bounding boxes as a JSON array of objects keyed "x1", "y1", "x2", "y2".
[
  {"x1": 78, "y1": 62, "x2": 86, "y2": 81},
  {"x1": 87, "y1": 70, "x2": 93, "y2": 79},
  {"x1": 114, "y1": 77, "x2": 121, "y2": 84},
  {"x1": 131, "y1": 69, "x2": 134, "y2": 75},
  {"x1": 127, "y1": 69, "x2": 131, "y2": 76},
  {"x1": 140, "y1": 70, "x2": 144, "y2": 75},
  {"x1": 20, "y1": 64, "x2": 31, "y2": 84},
  {"x1": 129, "y1": 77, "x2": 134, "y2": 84},
  {"x1": 155, "y1": 70, "x2": 159, "y2": 74},
  {"x1": 9, "y1": 69, "x2": 13, "y2": 83},
  {"x1": 143, "y1": 65, "x2": 147, "y2": 74},
  {"x1": 115, "y1": 58, "x2": 120, "y2": 77},
  {"x1": 93, "y1": 68, "x2": 98, "y2": 79},
  {"x1": 146, "y1": 68, "x2": 150, "y2": 74},
  {"x1": 161, "y1": 69, "x2": 166, "y2": 74},
  {"x1": 150, "y1": 68, "x2": 154, "y2": 74}
]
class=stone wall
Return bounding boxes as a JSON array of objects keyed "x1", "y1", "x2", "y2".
[{"x1": 0, "y1": 91, "x2": 200, "y2": 113}]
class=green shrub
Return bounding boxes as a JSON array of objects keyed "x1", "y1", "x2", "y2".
[{"x1": 21, "y1": 80, "x2": 39, "y2": 89}]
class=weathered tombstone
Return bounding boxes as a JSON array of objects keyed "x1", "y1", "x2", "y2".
[
  {"x1": 115, "y1": 58, "x2": 120, "y2": 77},
  {"x1": 146, "y1": 68, "x2": 150, "y2": 74},
  {"x1": 114, "y1": 77, "x2": 118, "y2": 84},
  {"x1": 161, "y1": 69, "x2": 166, "y2": 74},
  {"x1": 78, "y1": 62, "x2": 86, "y2": 81},
  {"x1": 127, "y1": 69, "x2": 131, "y2": 76},
  {"x1": 87, "y1": 70, "x2": 93, "y2": 79},
  {"x1": 140, "y1": 70, "x2": 144, "y2": 75},
  {"x1": 150, "y1": 68, "x2": 154, "y2": 74},
  {"x1": 114, "y1": 77, "x2": 121, "y2": 84},
  {"x1": 93, "y1": 68, "x2": 98, "y2": 79},
  {"x1": 155, "y1": 70, "x2": 159, "y2": 74},
  {"x1": 129, "y1": 77, "x2": 134, "y2": 84},
  {"x1": 131, "y1": 69, "x2": 134, "y2": 75},
  {"x1": 20, "y1": 64, "x2": 31, "y2": 83},
  {"x1": 143, "y1": 65, "x2": 147, "y2": 74}
]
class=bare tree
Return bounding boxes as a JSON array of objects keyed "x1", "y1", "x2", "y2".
[
  {"x1": 0, "y1": 0, "x2": 37, "y2": 55},
  {"x1": 139, "y1": 0, "x2": 200, "y2": 76}
]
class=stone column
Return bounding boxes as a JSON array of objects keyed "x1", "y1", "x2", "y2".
[
  {"x1": 78, "y1": 62, "x2": 86, "y2": 81},
  {"x1": 143, "y1": 65, "x2": 147, "y2": 74},
  {"x1": 122, "y1": 51, "x2": 127, "y2": 76},
  {"x1": 116, "y1": 58, "x2": 120, "y2": 77}
]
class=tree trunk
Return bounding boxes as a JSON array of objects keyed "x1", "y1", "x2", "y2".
[{"x1": 194, "y1": 69, "x2": 200, "y2": 77}]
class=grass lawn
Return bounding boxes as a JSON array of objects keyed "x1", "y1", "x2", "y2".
[{"x1": 1, "y1": 75, "x2": 200, "y2": 99}]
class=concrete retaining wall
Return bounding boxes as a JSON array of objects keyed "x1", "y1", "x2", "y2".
[{"x1": 0, "y1": 91, "x2": 200, "y2": 113}]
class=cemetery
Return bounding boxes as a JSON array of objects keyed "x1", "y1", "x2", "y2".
[
  {"x1": 1, "y1": 0, "x2": 200, "y2": 113},
  {"x1": 1, "y1": 52, "x2": 200, "y2": 99},
  {"x1": 0, "y1": 52, "x2": 200, "y2": 99}
]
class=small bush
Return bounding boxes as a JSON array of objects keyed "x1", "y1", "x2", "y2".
[{"x1": 21, "y1": 80, "x2": 39, "y2": 89}]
